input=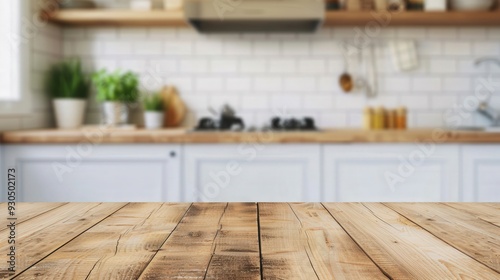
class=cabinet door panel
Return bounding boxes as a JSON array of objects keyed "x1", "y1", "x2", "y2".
[
  {"x1": 183, "y1": 144, "x2": 321, "y2": 202},
  {"x1": 4, "y1": 145, "x2": 180, "y2": 202},
  {"x1": 462, "y1": 145, "x2": 500, "y2": 202},
  {"x1": 323, "y1": 144, "x2": 459, "y2": 202}
]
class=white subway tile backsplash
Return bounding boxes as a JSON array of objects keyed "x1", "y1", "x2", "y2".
[
  {"x1": 458, "y1": 28, "x2": 487, "y2": 39},
  {"x1": 103, "y1": 41, "x2": 132, "y2": 55},
  {"x1": 472, "y1": 42, "x2": 499, "y2": 56},
  {"x1": 443, "y1": 41, "x2": 471, "y2": 56},
  {"x1": 180, "y1": 59, "x2": 209, "y2": 73},
  {"x1": 42, "y1": 25, "x2": 500, "y2": 130},
  {"x1": 254, "y1": 77, "x2": 282, "y2": 92},
  {"x1": 419, "y1": 41, "x2": 442, "y2": 56},
  {"x1": 271, "y1": 95, "x2": 302, "y2": 110},
  {"x1": 195, "y1": 77, "x2": 224, "y2": 91},
  {"x1": 381, "y1": 77, "x2": 411, "y2": 92},
  {"x1": 224, "y1": 41, "x2": 252, "y2": 56},
  {"x1": 269, "y1": 59, "x2": 296, "y2": 74},
  {"x1": 311, "y1": 40, "x2": 340, "y2": 55},
  {"x1": 487, "y1": 27, "x2": 500, "y2": 39},
  {"x1": 118, "y1": 27, "x2": 148, "y2": 39},
  {"x1": 429, "y1": 59, "x2": 457, "y2": 74},
  {"x1": 240, "y1": 59, "x2": 267, "y2": 73},
  {"x1": 431, "y1": 96, "x2": 457, "y2": 110},
  {"x1": 120, "y1": 59, "x2": 147, "y2": 73},
  {"x1": 411, "y1": 77, "x2": 442, "y2": 92},
  {"x1": 134, "y1": 41, "x2": 162, "y2": 55},
  {"x1": 298, "y1": 59, "x2": 326, "y2": 74},
  {"x1": 242, "y1": 96, "x2": 269, "y2": 110},
  {"x1": 73, "y1": 40, "x2": 102, "y2": 56},
  {"x1": 428, "y1": 28, "x2": 457, "y2": 39},
  {"x1": 319, "y1": 112, "x2": 347, "y2": 128},
  {"x1": 195, "y1": 41, "x2": 223, "y2": 55},
  {"x1": 210, "y1": 59, "x2": 238, "y2": 73},
  {"x1": 63, "y1": 28, "x2": 86, "y2": 39},
  {"x1": 415, "y1": 112, "x2": 445, "y2": 127},
  {"x1": 443, "y1": 77, "x2": 472, "y2": 92},
  {"x1": 226, "y1": 77, "x2": 252, "y2": 92},
  {"x1": 401, "y1": 95, "x2": 429, "y2": 109},
  {"x1": 304, "y1": 95, "x2": 334, "y2": 110},
  {"x1": 397, "y1": 28, "x2": 426, "y2": 39},
  {"x1": 334, "y1": 94, "x2": 366, "y2": 110},
  {"x1": 164, "y1": 41, "x2": 192, "y2": 55},
  {"x1": 254, "y1": 41, "x2": 281, "y2": 55},
  {"x1": 284, "y1": 77, "x2": 316, "y2": 92},
  {"x1": 87, "y1": 28, "x2": 117, "y2": 39},
  {"x1": 148, "y1": 28, "x2": 176, "y2": 39},
  {"x1": 283, "y1": 41, "x2": 310, "y2": 55}
]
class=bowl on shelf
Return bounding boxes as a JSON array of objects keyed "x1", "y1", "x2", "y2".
[
  {"x1": 450, "y1": 0, "x2": 495, "y2": 11},
  {"x1": 59, "y1": 0, "x2": 96, "y2": 9}
]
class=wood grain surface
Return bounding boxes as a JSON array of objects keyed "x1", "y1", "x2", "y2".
[
  {"x1": 1, "y1": 203, "x2": 499, "y2": 279},
  {"x1": 3, "y1": 129, "x2": 500, "y2": 144}
]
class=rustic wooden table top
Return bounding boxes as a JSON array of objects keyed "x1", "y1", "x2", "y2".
[{"x1": 1, "y1": 203, "x2": 499, "y2": 279}]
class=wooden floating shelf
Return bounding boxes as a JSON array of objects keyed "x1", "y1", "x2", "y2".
[
  {"x1": 324, "y1": 11, "x2": 500, "y2": 26},
  {"x1": 46, "y1": 9, "x2": 500, "y2": 27},
  {"x1": 46, "y1": 9, "x2": 188, "y2": 27}
]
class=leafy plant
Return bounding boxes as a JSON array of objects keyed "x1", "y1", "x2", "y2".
[
  {"x1": 91, "y1": 70, "x2": 139, "y2": 103},
  {"x1": 45, "y1": 59, "x2": 90, "y2": 99},
  {"x1": 142, "y1": 92, "x2": 165, "y2": 112}
]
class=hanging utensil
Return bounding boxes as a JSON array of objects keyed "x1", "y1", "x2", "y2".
[
  {"x1": 339, "y1": 42, "x2": 354, "y2": 93},
  {"x1": 366, "y1": 44, "x2": 378, "y2": 98}
]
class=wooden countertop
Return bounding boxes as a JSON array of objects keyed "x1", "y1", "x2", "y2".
[
  {"x1": 1, "y1": 203, "x2": 498, "y2": 279},
  {"x1": 3, "y1": 128, "x2": 500, "y2": 144}
]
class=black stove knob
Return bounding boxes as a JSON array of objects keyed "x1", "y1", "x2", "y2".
[
  {"x1": 196, "y1": 118, "x2": 217, "y2": 130},
  {"x1": 302, "y1": 117, "x2": 316, "y2": 130},
  {"x1": 271, "y1": 117, "x2": 282, "y2": 130},
  {"x1": 283, "y1": 118, "x2": 300, "y2": 130}
]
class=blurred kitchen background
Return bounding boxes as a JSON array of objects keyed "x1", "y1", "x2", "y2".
[{"x1": 1, "y1": 0, "x2": 499, "y2": 131}]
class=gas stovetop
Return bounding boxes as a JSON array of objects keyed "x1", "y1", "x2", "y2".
[{"x1": 192, "y1": 116, "x2": 318, "y2": 132}]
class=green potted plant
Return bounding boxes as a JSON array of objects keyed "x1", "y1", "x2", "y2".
[
  {"x1": 45, "y1": 59, "x2": 90, "y2": 129},
  {"x1": 142, "y1": 92, "x2": 166, "y2": 129},
  {"x1": 92, "y1": 70, "x2": 139, "y2": 125}
]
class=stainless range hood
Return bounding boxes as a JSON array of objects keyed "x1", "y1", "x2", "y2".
[{"x1": 184, "y1": 0, "x2": 325, "y2": 33}]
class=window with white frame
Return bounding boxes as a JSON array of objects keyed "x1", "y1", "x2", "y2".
[{"x1": 0, "y1": 0, "x2": 22, "y2": 102}]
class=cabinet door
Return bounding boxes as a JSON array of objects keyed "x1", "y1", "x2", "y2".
[
  {"x1": 462, "y1": 145, "x2": 500, "y2": 202},
  {"x1": 183, "y1": 144, "x2": 321, "y2": 202},
  {"x1": 3, "y1": 144, "x2": 181, "y2": 202},
  {"x1": 323, "y1": 144, "x2": 459, "y2": 202}
]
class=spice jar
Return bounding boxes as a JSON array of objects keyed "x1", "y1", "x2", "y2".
[
  {"x1": 363, "y1": 107, "x2": 374, "y2": 130},
  {"x1": 386, "y1": 109, "x2": 397, "y2": 130},
  {"x1": 373, "y1": 106, "x2": 385, "y2": 130},
  {"x1": 396, "y1": 106, "x2": 407, "y2": 130}
]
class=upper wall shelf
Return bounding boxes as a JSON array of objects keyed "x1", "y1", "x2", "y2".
[
  {"x1": 46, "y1": 10, "x2": 188, "y2": 27},
  {"x1": 324, "y1": 11, "x2": 500, "y2": 26},
  {"x1": 46, "y1": 9, "x2": 500, "y2": 27}
]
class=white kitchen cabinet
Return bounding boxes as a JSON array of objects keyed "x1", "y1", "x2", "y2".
[
  {"x1": 183, "y1": 144, "x2": 321, "y2": 202},
  {"x1": 3, "y1": 144, "x2": 181, "y2": 202},
  {"x1": 462, "y1": 145, "x2": 500, "y2": 202},
  {"x1": 323, "y1": 144, "x2": 460, "y2": 202}
]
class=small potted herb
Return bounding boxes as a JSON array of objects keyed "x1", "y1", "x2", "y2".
[
  {"x1": 142, "y1": 92, "x2": 166, "y2": 129},
  {"x1": 45, "y1": 59, "x2": 90, "y2": 129},
  {"x1": 92, "y1": 70, "x2": 139, "y2": 125}
]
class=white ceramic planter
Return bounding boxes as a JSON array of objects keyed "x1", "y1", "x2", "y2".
[
  {"x1": 102, "y1": 102, "x2": 129, "y2": 126},
  {"x1": 53, "y1": 98, "x2": 87, "y2": 129},
  {"x1": 144, "y1": 111, "x2": 164, "y2": 129}
]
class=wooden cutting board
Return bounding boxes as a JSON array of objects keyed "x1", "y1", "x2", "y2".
[{"x1": 161, "y1": 86, "x2": 186, "y2": 128}]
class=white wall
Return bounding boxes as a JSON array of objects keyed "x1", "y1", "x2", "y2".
[
  {"x1": 0, "y1": 0, "x2": 60, "y2": 131},
  {"x1": 2, "y1": 1, "x2": 500, "y2": 131},
  {"x1": 61, "y1": 25, "x2": 500, "y2": 129}
]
